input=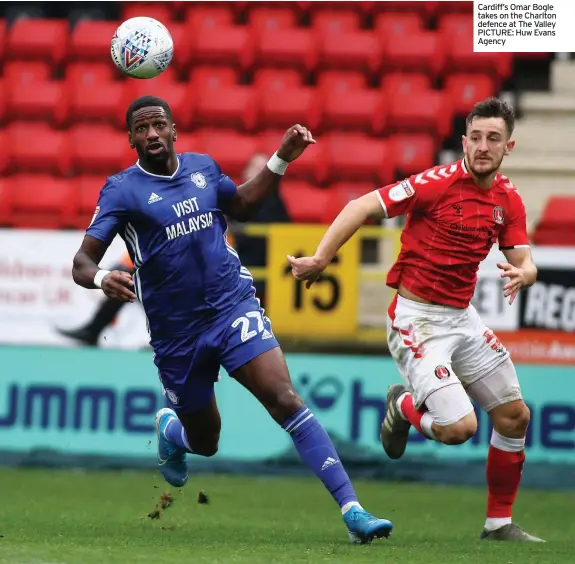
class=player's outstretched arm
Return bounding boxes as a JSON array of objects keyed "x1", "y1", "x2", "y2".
[
  {"x1": 72, "y1": 235, "x2": 137, "y2": 302},
  {"x1": 288, "y1": 191, "x2": 386, "y2": 288},
  {"x1": 223, "y1": 125, "x2": 315, "y2": 222},
  {"x1": 498, "y1": 247, "x2": 538, "y2": 305}
]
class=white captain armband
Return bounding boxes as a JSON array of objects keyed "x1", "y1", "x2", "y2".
[
  {"x1": 94, "y1": 269, "x2": 111, "y2": 288},
  {"x1": 266, "y1": 152, "x2": 289, "y2": 176}
]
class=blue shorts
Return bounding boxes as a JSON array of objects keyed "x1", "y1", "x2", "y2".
[{"x1": 153, "y1": 297, "x2": 279, "y2": 413}]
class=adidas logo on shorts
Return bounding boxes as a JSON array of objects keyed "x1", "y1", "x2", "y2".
[{"x1": 261, "y1": 328, "x2": 273, "y2": 340}]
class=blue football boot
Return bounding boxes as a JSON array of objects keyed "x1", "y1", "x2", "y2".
[
  {"x1": 343, "y1": 506, "x2": 393, "y2": 544},
  {"x1": 155, "y1": 408, "x2": 188, "y2": 488}
]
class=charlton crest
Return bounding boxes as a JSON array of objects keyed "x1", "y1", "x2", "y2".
[
  {"x1": 493, "y1": 206, "x2": 504, "y2": 224},
  {"x1": 434, "y1": 365, "x2": 450, "y2": 380}
]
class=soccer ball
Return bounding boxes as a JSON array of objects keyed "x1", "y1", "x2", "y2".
[{"x1": 110, "y1": 17, "x2": 173, "y2": 79}]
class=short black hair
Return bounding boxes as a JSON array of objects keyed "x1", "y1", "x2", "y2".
[
  {"x1": 466, "y1": 97, "x2": 515, "y2": 137},
  {"x1": 126, "y1": 96, "x2": 172, "y2": 129}
]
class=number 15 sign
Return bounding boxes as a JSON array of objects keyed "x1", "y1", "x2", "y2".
[{"x1": 266, "y1": 225, "x2": 360, "y2": 338}]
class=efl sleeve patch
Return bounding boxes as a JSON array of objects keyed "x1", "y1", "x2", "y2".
[{"x1": 388, "y1": 180, "x2": 415, "y2": 202}]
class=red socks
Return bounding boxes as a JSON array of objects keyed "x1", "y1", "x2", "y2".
[
  {"x1": 399, "y1": 393, "x2": 426, "y2": 435},
  {"x1": 486, "y1": 432, "x2": 526, "y2": 519}
]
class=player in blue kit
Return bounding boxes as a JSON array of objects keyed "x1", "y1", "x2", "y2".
[{"x1": 71, "y1": 96, "x2": 392, "y2": 544}]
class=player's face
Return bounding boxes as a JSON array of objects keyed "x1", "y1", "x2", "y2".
[
  {"x1": 462, "y1": 117, "x2": 515, "y2": 178},
  {"x1": 129, "y1": 106, "x2": 177, "y2": 162}
]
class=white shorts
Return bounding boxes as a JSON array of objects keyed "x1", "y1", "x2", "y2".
[{"x1": 387, "y1": 294, "x2": 521, "y2": 413}]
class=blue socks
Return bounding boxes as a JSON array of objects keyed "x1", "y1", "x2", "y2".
[
  {"x1": 164, "y1": 417, "x2": 192, "y2": 452},
  {"x1": 282, "y1": 406, "x2": 358, "y2": 509}
]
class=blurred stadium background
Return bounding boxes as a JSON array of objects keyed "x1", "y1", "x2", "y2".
[{"x1": 0, "y1": 1, "x2": 574, "y2": 562}]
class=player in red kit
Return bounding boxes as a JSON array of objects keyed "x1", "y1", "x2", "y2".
[{"x1": 288, "y1": 98, "x2": 544, "y2": 542}]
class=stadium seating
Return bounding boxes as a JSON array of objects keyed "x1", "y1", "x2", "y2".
[
  {"x1": 0, "y1": 3, "x2": 542, "y2": 229},
  {"x1": 6, "y1": 19, "x2": 69, "y2": 64},
  {"x1": 532, "y1": 196, "x2": 575, "y2": 246}
]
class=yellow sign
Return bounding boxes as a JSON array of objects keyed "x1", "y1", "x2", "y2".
[{"x1": 266, "y1": 225, "x2": 359, "y2": 338}]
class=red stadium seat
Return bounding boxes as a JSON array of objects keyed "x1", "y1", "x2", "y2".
[
  {"x1": 446, "y1": 37, "x2": 512, "y2": 82},
  {"x1": 189, "y1": 24, "x2": 253, "y2": 70},
  {"x1": 69, "y1": 20, "x2": 122, "y2": 63},
  {"x1": 0, "y1": 128, "x2": 8, "y2": 175},
  {"x1": 390, "y1": 134, "x2": 436, "y2": 177},
  {"x1": 7, "y1": 80, "x2": 67, "y2": 127},
  {"x1": 282, "y1": 182, "x2": 330, "y2": 223},
  {"x1": 65, "y1": 62, "x2": 116, "y2": 86},
  {"x1": 259, "y1": 130, "x2": 324, "y2": 183},
  {"x1": 317, "y1": 70, "x2": 367, "y2": 92},
  {"x1": 303, "y1": 2, "x2": 375, "y2": 16},
  {"x1": 321, "y1": 88, "x2": 386, "y2": 135},
  {"x1": 10, "y1": 123, "x2": 70, "y2": 176},
  {"x1": 381, "y1": 72, "x2": 432, "y2": 97},
  {"x1": 0, "y1": 19, "x2": 6, "y2": 61},
  {"x1": 167, "y1": 24, "x2": 191, "y2": 71},
  {"x1": 388, "y1": 89, "x2": 453, "y2": 139},
  {"x1": 439, "y1": 15, "x2": 512, "y2": 81},
  {"x1": 374, "y1": 13, "x2": 423, "y2": 38},
  {"x1": 258, "y1": 87, "x2": 320, "y2": 132},
  {"x1": 185, "y1": 5, "x2": 235, "y2": 28},
  {"x1": 249, "y1": 7, "x2": 297, "y2": 32},
  {"x1": 196, "y1": 129, "x2": 259, "y2": 180},
  {"x1": 6, "y1": 19, "x2": 69, "y2": 64},
  {"x1": 121, "y1": 2, "x2": 175, "y2": 23},
  {"x1": 69, "y1": 81, "x2": 125, "y2": 128},
  {"x1": 436, "y1": 1, "x2": 473, "y2": 14},
  {"x1": 318, "y1": 30, "x2": 381, "y2": 74},
  {"x1": 10, "y1": 175, "x2": 76, "y2": 229},
  {"x1": 438, "y1": 13, "x2": 473, "y2": 39},
  {"x1": 195, "y1": 85, "x2": 257, "y2": 131},
  {"x1": 532, "y1": 197, "x2": 575, "y2": 246},
  {"x1": 69, "y1": 124, "x2": 132, "y2": 174},
  {"x1": 322, "y1": 133, "x2": 392, "y2": 184},
  {"x1": 3, "y1": 61, "x2": 52, "y2": 84},
  {"x1": 321, "y1": 182, "x2": 374, "y2": 223},
  {"x1": 372, "y1": 1, "x2": 438, "y2": 18},
  {"x1": 0, "y1": 82, "x2": 5, "y2": 123},
  {"x1": 254, "y1": 68, "x2": 303, "y2": 90},
  {"x1": 190, "y1": 66, "x2": 239, "y2": 89},
  {"x1": 312, "y1": 10, "x2": 361, "y2": 35},
  {"x1": 123, "y1": 70, "x2": 193, "y2": 129},
  {"x1": 74, "y1": 175, "x2": 105, "y2": 229},
  {"x1": 255, "y1": 28, "x2": 317, "y2": 72},
  {"x1": 0, "y1": 79, "x2": 4, "y2": 121},
  {"x1": 0, "y1": 177, "x2": 10, "y2": 226},
  {"x1": 173, "y1": 132, "x2": 201, "y2": 155},
  {"x1": 382, "y1": 31, "x2": 446, "y2": 78},
  {"x1": 445, "y1": 74, "x2": 497, "y2": 115}
]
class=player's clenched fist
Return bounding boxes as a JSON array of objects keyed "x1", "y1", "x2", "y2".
[
  {"x1": 276, "y1": 124, "x2": 316, "y2": 163},
  {"x1": 101, "y1": 270, "x2": 137, "y2": 303}
]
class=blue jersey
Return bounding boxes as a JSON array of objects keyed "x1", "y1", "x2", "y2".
[{"x1": 86, "y1": 153, "x2": 255, "y2": 350}]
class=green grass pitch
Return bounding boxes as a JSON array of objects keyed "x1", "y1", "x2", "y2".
[{"x1": 0, "y1": 468, "x2": 573, "y2": 563}]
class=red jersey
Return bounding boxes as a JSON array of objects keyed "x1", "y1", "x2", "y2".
[{"x1": 376, "y1": 159, "x2": 529, "y2": 309}]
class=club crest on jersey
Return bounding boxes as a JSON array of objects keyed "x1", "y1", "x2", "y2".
[
  {"x1": 493, "y1": 206, "x2": 505, "y2": 224},
  {"x1": 389, "y1": 180, "x2": 414, "y2": 202},
  {"x1": 434, "y1": 365, "x2": 450, "y2": 380},
  {"x1": 191, "y1": 172, "x2": 207, "y2": 189}
]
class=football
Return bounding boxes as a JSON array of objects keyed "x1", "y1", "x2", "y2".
[{"x1": 110, "y1": 17, "x2": 173, "y2": 79}]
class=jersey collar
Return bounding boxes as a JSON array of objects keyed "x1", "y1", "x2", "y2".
[{"x1": 136, "y1": 155, "x2": 180, "y2": 179}]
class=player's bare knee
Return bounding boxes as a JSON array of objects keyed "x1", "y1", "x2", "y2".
[
  {"x1": 270, "y1": 387, "x2": 304, "y2": 424},
  {"x1": 189, "y1": 438, "x2": 219, "y2": 457},
  {"x1": 435, "y1": 413, "x2": 477, "y2": 445},
  {"x1": 492, "y1": 400, "x2": 530, "y2": 437}
]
